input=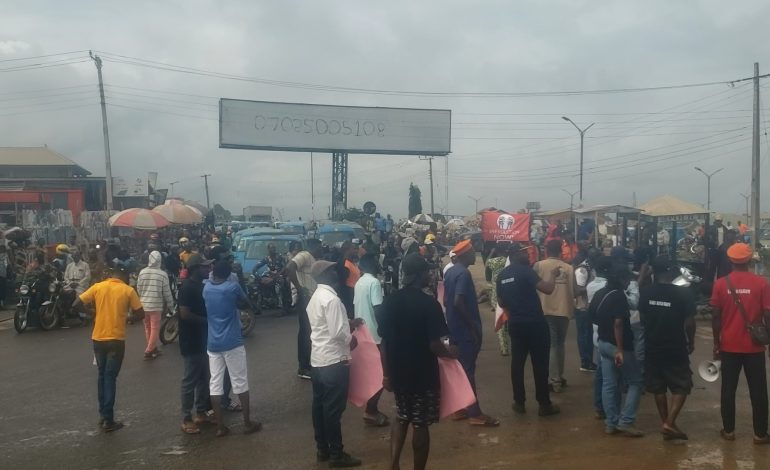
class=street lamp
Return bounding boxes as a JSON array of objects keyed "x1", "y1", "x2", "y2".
[
  {"x1": 694, "y1": 167, "x2": 724, "y2": 211},
  {"x1": 562, "y1": 189, "x2": 579, "y2": 241},
  {"x1": 562, "y1": 117, "x2": 595, "y2": 207},
  {"x1": 467, "y1": 195, "x2": 483, "y2": 214},
  {"x1": 169, "y1": 180, "x2": 179, "y2": 196}
]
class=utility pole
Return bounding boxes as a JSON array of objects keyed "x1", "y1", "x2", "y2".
[
  {"x1": 740, "y1": 192, "x2": 750, "y2": 225},
  {"x1": 444, "y1": 156, "x2": 449, "y2": 215},
  {"x1": 562, "y1": 189, "x2": 579, "y2": 241},
  {"x1": 169, "y1": 180, "x2": 179, "y2": 197},
  {"x1": 467, "y1": 195, "x2": 482, "y2": 214},
  {"x1": 201, "y1": 174, "x2": 211, "y2": 210},
  {"x1": 420, "y1": 156, "x2": 435, "y2": 216},
  {"x1": 751, "y1": 62, "x2": 761, "y2": 254},
  {"x1": 562, "y1": 117, "x2": 595, "y2": 207},
  {"x1": 89, "y1": 51, "x2": 114, "y2": 211},
  {"x1": 310, "y1": 152, "x2": 315, "y2": 221},
  {"x1": 694, "y1": 166, "x2": 724, "y2": 211}
]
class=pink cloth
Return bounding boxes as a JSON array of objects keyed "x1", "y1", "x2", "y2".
[
  {"x1": 348, "y1": 325, "x2": 384, "y2": 407},
  {"x1": 143, "y1": 311, "x2": 161, "y2": 353},
  {"x1": 438, "y1": 357, "x2": 477, "y2": 418}
]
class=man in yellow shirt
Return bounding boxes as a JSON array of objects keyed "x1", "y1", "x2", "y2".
[{"x1": 74, "y1": 267, "x2": 144, "y2": 432}]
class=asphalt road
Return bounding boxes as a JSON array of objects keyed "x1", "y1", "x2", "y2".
[{"x1": 1, "y1": 265, "x2": 769, "y2": 469}]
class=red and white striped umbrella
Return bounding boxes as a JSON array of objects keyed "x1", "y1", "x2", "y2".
[
  {"x1": 152, "y1": 203, "x2": 202, "y2": 225},
  {"x1": 109, "y1": 208, "x2": 170, "y2": 230}
]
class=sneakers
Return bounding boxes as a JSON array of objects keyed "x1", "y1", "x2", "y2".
[
  {"x1": 328, "y1": 452, "x2": 362, "y2": 468},
  {"x1": 617, "y1": 425, "x2": 645, "y2": 437},
  {"x1": 102, "y1": 421, "x2": 124, "y2": 433},
  {"x1": 512, "y1": 402, "x2": 526, "y2": 414},
  {"x1": 754, "y1": 435, "x2": 770, "y2": 445},
  {"x1": 580, "y1": 364, "x2": 598, "y2": 372},
  {"x1": 298, "y1": 369, "x2": 312, "y2": 380},
  {"x1": 538, "y1": 404, "x2": 561, "y2": 417},
  {"x1": 605, "y1": 426, "x2": 618, "y2": 435},
  {"x1": 549, "y1": 383, "x2": 563, "y2": 394}
]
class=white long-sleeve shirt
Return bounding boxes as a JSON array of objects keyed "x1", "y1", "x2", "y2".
[
  {"x1": 307, "y1": 284, "x2": 352, "y2": 368},
  {"x1": 64, "y1": 260, "x2": 91, "y2": 296}
]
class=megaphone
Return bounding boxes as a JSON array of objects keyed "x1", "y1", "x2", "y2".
[{"x1": 698, "y1": 360, "x2": 721, "y2": 383}]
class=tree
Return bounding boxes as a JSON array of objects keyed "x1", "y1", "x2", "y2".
[
  {"x1": 212, "y1": 203, "x2": 232, "y2": 222},
  {"x1": 408, "y1": 183, "x2": 423, "y2": 219}
]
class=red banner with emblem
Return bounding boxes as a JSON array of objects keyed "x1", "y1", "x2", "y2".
[{"x1": 480, "y1": 211, "x2": 530, "y2": 242}]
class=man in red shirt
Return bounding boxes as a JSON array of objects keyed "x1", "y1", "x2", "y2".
[{"x1": 711, "y1": 243, "x2": 770, "y2": 444}]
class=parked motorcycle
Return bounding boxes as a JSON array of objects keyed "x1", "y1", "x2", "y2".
[
  {"x1": 14, "y1": 277, "x2": 45, "y2": 333},
  {"x1": 673, "y1": 264, "x2": 709, "y2": 306},
  {"x1": 160, "y1": 305, "x2": 257, "y2": 344},
  {"x1": 248, "y1": 272, "x2": 290, "y2": 313}
]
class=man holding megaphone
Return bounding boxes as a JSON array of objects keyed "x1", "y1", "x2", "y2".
[{"x1": 711, "y1": 243, "x2": 770, "y2": 444}]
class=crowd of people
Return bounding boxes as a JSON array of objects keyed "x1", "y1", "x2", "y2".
[{"x1": 7, "y1": 212, "x2": 770, "y2": 469}]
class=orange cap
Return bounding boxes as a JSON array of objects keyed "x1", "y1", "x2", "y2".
[
  {"x1": 727, "y1": 243, "x2": 753, "y2": 264},
  {"x1": 452, "y1": 239, "x2": 473, "y2": 256}
]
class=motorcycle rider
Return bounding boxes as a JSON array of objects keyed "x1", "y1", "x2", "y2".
[
  {"x1": 62, "y1": 249, "x2": 91, "y2": 323},
  {"x1": 52, "y1": 244, "x2": 71, "y2": 275},
  {"x1": 253, "y1": 243, "x2": 290, "y2": 311}
]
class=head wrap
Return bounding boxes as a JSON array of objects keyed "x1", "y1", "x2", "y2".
[
  {"x1": 727, "y1": 243, "x2": 753, "y2": 264},
  {"x1": 452, "y1": 239, "x2": 473, "y2": 256}
]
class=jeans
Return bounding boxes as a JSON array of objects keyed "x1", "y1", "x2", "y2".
[
  {"x1": 93, "y1": 340, "x2": 125, "y2": 422},
  {"x1": 574, "y1": 309, "x2": 594, "y2": 368},
  {"x1": 312, "y1": 361, "x2": 350, "y2": 456},
  {"x1": 598, "y1": 340, "x2": 643, "y2": 428},
  {"x1": 181, "y1": 352, "x2": 210, "y2": 421},
  {"x1": 297, "y1": 291, "x2": 311, "y2": 371},
  {"x1": 720, "y1": 351, "x2": 768, "y2": 436},
  {"x1": 509, "y1": 320, "x2": 551, "y2": 406},
  {"x1": 545, "y1": 315, "x2": 569, "y2": 384},
  {"x1": 457, "y1": 341, "x2": 482, "y2": 417},
  {"x1": 630, "y1": 320, "x2": 645, "y2": 376}
]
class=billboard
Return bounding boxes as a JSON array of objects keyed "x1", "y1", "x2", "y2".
[
  {"x1": 112, "y1": 177, "x2": 148, "y2": 197},
  {"x1": 219, "y1": 99, "x2": 451, "y2": 156},
  {"x1": 480, "y1": 211, "x2": 530, "y2": 242}
]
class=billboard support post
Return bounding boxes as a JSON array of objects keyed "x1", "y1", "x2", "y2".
[{"x1": 332, "y1": 152, "x2": 348, "y2": 220}]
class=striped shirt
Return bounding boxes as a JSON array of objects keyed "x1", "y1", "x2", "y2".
[{"x1": 137, "y1": 267, "x2": 174, "y2": 311}]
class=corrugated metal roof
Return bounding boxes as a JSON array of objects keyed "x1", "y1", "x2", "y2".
[{"x1": 0, "y1": 147, "x2": 90, "y2": 175}]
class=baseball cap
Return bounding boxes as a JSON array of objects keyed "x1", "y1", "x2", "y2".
[
  {"x1": 187, "y1": 253, "x2": 213, "y2": 270},
  {"x1": 651, "y1": 256, "x2": 674, "y2": 274},
  {"x1": 311, "y1": 260, "x2": 337, "y2": 280}
]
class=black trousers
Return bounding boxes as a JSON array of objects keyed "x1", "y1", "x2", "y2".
[
  {"x1": 297, "y1": 291, "x2": 311, "y2": 371},
  {"x1": 312, "y1": 361, "x2": 350, "y2": 456},
  {"x1": 721, "y1": 351, "x2": 768, "y2": 436},
  {"x1": 509, "y1": 320, "x2": 551, "y2": 406}
]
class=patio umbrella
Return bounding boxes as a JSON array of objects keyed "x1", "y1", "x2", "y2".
[
  {"x1": 109, "y1": 208, "x2": 170, "y2": 230},
  {"x1": 152, "y1": 204, "x2": 202, "y2": 225},
  {"x1": 446, "y1": 218, "x2": 465, "y2": 228},
  {"x1": 412, "y1": 213, "x2": 434, "y2": 224}
]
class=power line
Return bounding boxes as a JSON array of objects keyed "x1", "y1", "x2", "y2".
[
  {"x1": 0, "y1": 58, "x2": 90, "y2": 72},
  {"x1": 0, "y1": 50, "x2": 88, "y2": 63}
]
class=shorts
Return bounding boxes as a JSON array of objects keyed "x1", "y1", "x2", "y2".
[
  {"x1": 395, "y1": 389, "x2": 440, "y2": 427},
  {"x1": 645, "y1": 360, "x2": 692, "y2": 395},
  {"x1": 208, "y1": 345, "x2": 248, "y2": 396}
]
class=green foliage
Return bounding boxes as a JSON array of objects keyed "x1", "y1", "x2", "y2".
[{"x1": 408, "y1": 183, "x2": 422, "y2": 219}]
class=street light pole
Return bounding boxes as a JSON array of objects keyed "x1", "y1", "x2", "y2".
[
  {"x1": 694, "y1": 167, "x2": 724, "y2": 211},
  {"x1": 467, "y1": 195, "x2": 483, "y2": 214},
  {"x1": 740, "y1": 193, "x2": 750, "y2": 225},
  {"x1": 562, "y1": 117, "x2": 595, "y2": 207},
  {"x1": 562, "y1": 189, "x2": 579, "y2": 241},
  {"x1": 169, "y1": 180, "x2": 179, "y2": 197}
]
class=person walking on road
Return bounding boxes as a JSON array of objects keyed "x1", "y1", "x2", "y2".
[
  {"x1": 639, "y1": 256, "x2": 696, "y2": 441},
  {"x1": 307, "y1": 260, "x2": 362, "y2": 467},
  {"x1": 496, "y1": 242, "x2": 561, "y2": 416},
  {"x1": 486, "y1": 242, "x2": 511, "y2": 356},
  {"x1": 287, "y1": 238, "x2": 325, "y2": 380},
  {"x1": 353, "y1": 253, "x2": 389, "y2": 427},
  {"x1": 178, "y1": 254, "x2": 214, "y2": 434},
  {"x1": 591, "y1": 264, "x2": 644, "y2": 437},
  {"x1": 74, "y1": 267, "x2": 144, "y2": 432},
  {"x1": 534, "y1": 239, "x2": 575, "y2": 393},
  {"x1": 444, "y1": 239, "x2": 500, "y2": 426},
  {"x1": 711, "y1": 243, "x2": 770, "y2": 444},
  {"x1": 574, "y1": 248, "x2": 599, "y2": 372},
  {"x1": 379, "y1": 253, "x2": 456, "y2": 470},
  {"x1": 137, "y1": 251, "x2": 174, "y2": 360},
  {"x1": 203, "y1": 260, "x2": 262, "y2": 437}
]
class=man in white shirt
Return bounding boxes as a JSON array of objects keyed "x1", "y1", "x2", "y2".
[
  {"x1": 63, "y1": 249, "x2": 91, "y2": 322},
  {"x1": 353, "y1": 254, "x2": 389, "y2": 427},
  {"x1": 442, "y1": 251, "x2": 456, "y2": 276},
  {"x1": 307, "y1": 260, "x2": 362, "y2": 468}
]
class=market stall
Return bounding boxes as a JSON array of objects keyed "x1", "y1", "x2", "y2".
[{"x1": 637, "y1": 195, "x2": 709, "y2": 265}]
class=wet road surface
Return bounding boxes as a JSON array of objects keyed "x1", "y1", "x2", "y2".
[{"x1": 1, "y1": 268, "x2": 769, "y2": 469}]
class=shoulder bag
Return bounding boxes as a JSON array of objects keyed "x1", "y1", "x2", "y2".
[{"x1": 725, "y1": 274, "x2": 770, "y2": 346}]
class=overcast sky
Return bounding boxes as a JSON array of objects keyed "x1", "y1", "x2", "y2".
[{"x1": 2, "y1": 0, "x2": 769, "y2": 220}]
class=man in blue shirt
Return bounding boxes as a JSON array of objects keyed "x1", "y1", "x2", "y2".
[
  {"x1": 203, "y1": 260, "x2": 261, "y2": 437},
  {"x1": 443, "y1": 239, "x2": 499, "y2": 427},
  {"x1": 497, "y1": 243, "x2": 561, "y2": 416}
]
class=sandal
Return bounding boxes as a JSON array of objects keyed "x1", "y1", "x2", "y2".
[
  {"x1": 363, "y1": 412, "x2": 390, "y2": 427},
  {"x1": 181, "y1": 421, "x2": 201, "y2": 434},
  {"x1": 451, "y1": 410, "x2": 469, "y2": 421},
  {"x1": 661, "y1": 425, "x2": 687, "y2": 441},
  {"x1": 215, "y1": 426, "x2": 230, "y2": 437},
  {"x1": 469, "y1": 415, "x2": 501, "y2": 427},
  {"x1": 225, "y1": 402, "x2": 243, "y2": 412}
]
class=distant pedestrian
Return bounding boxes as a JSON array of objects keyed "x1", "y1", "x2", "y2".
[
  {"x1": 307, "y1": 260, "x2": 362, "y2": 467},
  {"x1": 136, "y1": 251, "x2": 174, "y2": 360},
  {"x1": 711, "y1": 243, "x2": 770, "y2": 443},
  {"x1": 444, "y1": 239, "x2": 500, "y2": 426},
  {"x1": 486, "y1": 242, "x2": 511, "y2": 356},
  {"x1": 497, "y1": 242, "x2": 561, "y2": 416},
  {"x1": 353, "y1": 254, "x2": 389, "y2": 427},
  {"x1": 74, "y1": 267, "x2": 144, "y2": 432},
  {"x1": 203, "y1": 260, "x2": 262, "y2": 437},
  {"x1": 379, "y1": 253, "x2": 456, "y2": 470},
  {"x1": 534, "y1": 239, "x2": 575, "y2": 394},
  {"x1": 639, "y1": 256, "x2": 696, "y2": 441},
  {"x1": 574, "y1": 248, "x2": 599, "y2": 372},
  {"x1": 177, "y1": 254, "x2": 214, "y2": 434},
  {"x1": 0, "y1": 245, "x2": 9, "y2": 308}
]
